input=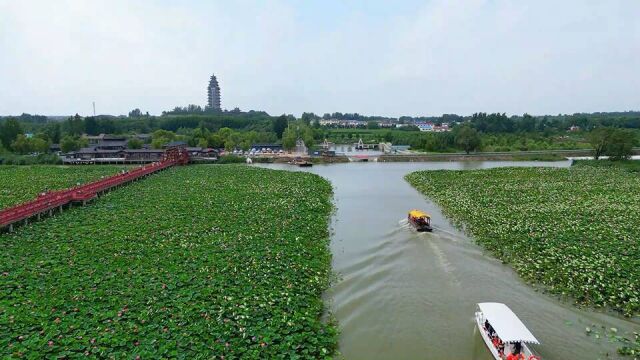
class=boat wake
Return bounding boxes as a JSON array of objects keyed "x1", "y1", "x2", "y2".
[
  {"x1": 428, "y1": 225, "x2": 460, "y2": 239},
  {"x1": 427, "y1": 238, "x2": 461, "y2": 288}
]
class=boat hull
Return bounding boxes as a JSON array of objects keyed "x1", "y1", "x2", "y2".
[
  {"x1": 408, "y1": 217, "x2": 433, "y2": 232},
  {"x1": 476, "y1": 311, "x2": 502, "y2": 360}
]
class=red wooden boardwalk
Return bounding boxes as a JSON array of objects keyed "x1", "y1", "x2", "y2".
[{"x1": 0, "y1": 147, "x2": 189, "y2": 230}]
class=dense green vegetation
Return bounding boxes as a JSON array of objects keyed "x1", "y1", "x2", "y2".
[
  {"x1": 301, "y1": 110, "x2": 640, "y2": 130},
  {"x1": 1, "y1": 111, "x2": 638, "y2": 158},
  {"x1": 587, "y1": 127, "x2": 637, "y2": 160},
  {"x1": 0, "y1": 165, "x2": 126, "y2": 208},
  {"x1": 324, "y1": 127, "x2": 634, "y2": 154},
  {"x1": 406, "y1": 167, "x2": 640, "y2": 317},
  {"x1": 467, "y1": 111, "x2": 640, "y2": 133},
  {"x1": 0, "y1": 165, "x2": 336, "y2": 358},
  {"x1": 573, "y1": 160, "x2": 640, "y2": 173},
  {"x1": 0, "y1": 153, "x2": 63, "y2": 165}
]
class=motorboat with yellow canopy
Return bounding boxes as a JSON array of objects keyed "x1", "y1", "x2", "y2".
[{"x1": 408, "y1": 209, "x2": 433, "y2": 232}]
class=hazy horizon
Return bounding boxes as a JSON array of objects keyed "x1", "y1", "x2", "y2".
[{"x1": 1, "y1": 0, "x2": 639, "y2": 118}]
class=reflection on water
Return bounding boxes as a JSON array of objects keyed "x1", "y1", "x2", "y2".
[{"x1": 258, "y1": 161, "x2": 638, "y2": 360}]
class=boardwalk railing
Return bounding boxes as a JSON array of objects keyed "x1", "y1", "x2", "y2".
[{"x1": 0, "y1": 147, "x2": 189, "y2": 231}]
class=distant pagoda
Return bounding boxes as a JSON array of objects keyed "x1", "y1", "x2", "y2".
[{"x1": 207, "y1": 74, "x2": 221, "y2": 111}]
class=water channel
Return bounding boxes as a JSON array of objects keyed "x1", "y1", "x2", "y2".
[{"x1": 259, "y1": 161, "x2": 638, "y2": 359}]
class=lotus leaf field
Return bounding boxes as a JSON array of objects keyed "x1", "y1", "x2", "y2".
[
  {"x1": 406, "y1": 167, "x2": 640, "y2": 317},
  {"x1": 0, "y1": 165, "x2": 129, "y2": 208},
  {"x1": 0, "y1": 165, "x2": 337, "y2": 358}
]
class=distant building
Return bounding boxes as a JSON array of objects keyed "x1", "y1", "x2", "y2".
[
  {"x1": 569, "y1": 125, "x2": 581, "y2": 132},
  {"x1": 251, "y1": 144, "x2": 283, "y2": 152},
  {"x1": 414, "y1": 122, "x2": 451, "y2": 132},
  {"x1": 85, "y1": 134, "x2": 128, "y2": 147},
  {"x1": 319, "y1": 119, "x2": 341, "y2": 127},
  {"x1": 318, "y1": 119, "x2": 366, "y2": 128},
  {"x1": 65, "y1": 137, "x2": 216, "y2": 163},
  {"x1": 433, "y1": 123, "x2": 450, "y2": 132},
  {"x1": 207, "y1": 74, "x2": 221, "y2": 111},
  {"x1": 416, "y1": 122, "x2": 434, "y2": 132}
]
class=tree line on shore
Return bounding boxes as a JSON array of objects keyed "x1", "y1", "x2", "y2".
[{"x1": 0, "y1": 110, "x2": 638, "y2": 160}]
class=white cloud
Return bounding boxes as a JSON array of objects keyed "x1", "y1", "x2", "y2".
[{"x1": 0, "y1": 0, "x2": 638, "y2": 117}]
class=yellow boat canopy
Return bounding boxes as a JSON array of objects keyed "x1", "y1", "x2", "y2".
[{"x1": 409, "y1": 209, "x2": 430, "y2": 219}]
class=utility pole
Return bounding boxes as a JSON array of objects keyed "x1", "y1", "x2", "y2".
[{"x1": 93, "y1": 102, "x2": 96, "y2": 116}]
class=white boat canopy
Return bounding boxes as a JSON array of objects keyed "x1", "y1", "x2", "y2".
[{"x1": 478, "y1": 302, "x2": 540, "y2": 344}]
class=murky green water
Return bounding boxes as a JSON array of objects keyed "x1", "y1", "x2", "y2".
[{"x1": 259, "y1": 161, "x2": 638, "y2": 360}]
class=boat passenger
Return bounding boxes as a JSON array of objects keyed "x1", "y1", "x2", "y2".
[
  {"x1": 491, "y1": 336, "x2": 499, "y2": 348},
  {"x1": 485, "y1": 320, "x2": 495, "y2": 336},
  {"x1": 506, "y1": 343, "x2": 525, "y2": 360},
  {"x1": 514, "y1": 342, "x2": 522, "y2": 354},
  {"x1": 506, "y1": 350, "x2": 525, "y2": 360}
]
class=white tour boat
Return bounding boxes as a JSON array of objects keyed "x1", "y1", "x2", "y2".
[{"x1": 475, "y1": 302, "x2": 541, "y2": 360}]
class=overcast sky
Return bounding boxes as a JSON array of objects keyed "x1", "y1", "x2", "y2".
[{"x1": 1, "y1": 0, "x2": 638, "y2": 117}]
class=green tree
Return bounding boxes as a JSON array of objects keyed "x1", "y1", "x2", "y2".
[
  {"x1": 78, "y1": 137, "x2": 89, "y2": 149},
  {"x1": 34, "y1": 131, "x2": 50, "y2": 143},
  {"x1": 218, "y1": 127, "x2": 233, "y2": 142},
  {"x1": 84, "y1": 117, "x2": 100, "y2": 135},
  {"x1": 197, "y1": 138, "x2": 208, "y2": 149},
  {"x1": 152, "y1": 129, "x2": 177, "y2": 141},
  {"x1": 11, "y1": 135, "x2": 34, "y2": 154},
  {"x1": 282, "y1": 128, "x2": 297, "y2": 150},
  {"x1": 302, "y1": 126, "x2": 315, "y2": 148},
  {"x1": 224, "y1": 139, "x2": 236, "y2": 151},
  {"x1": 455, "y1": 125, "x2": 481, "y2": 154},
  {"x1": 272, "y1": 115, "x2": 288, "y2": 139},
  {"x1": 61, "y1": 136, "x2": 81, "y2": 153},
  {"x1": 43, "y1": 122, "x2": 62, "y2": 144},
  {"x1": 0, "y1": 118, "x2": 23, "y2": 149},
  {"x1": 244, "y1": 130, "x2": 258, "y2": 145},
  {"x1": 604, "y1": 129, "x2": 635, "y2": 161},
  {"x1": 128, "y1": 138, "x2": 144, "y2": 149},
  {"x1": 587, "y1": 127, "x2": 612, "y2": 160},
  {"x1": 151, "y1": 129, "x2": 176, "y2": 149},
  {"x1": 129, "y1": 108, "x2": 143, "y2": 117},
  {"x1": 367, "y1": 121, "x2": 380, "y2": 129},
  {"x1": 31, "y1": 137, "x2": 49, "y2": 153},
  {"x1": 519, "y1": 113, "x2": 536, "y2": 132},
  {"x1": 151, "y1": 139, "x2": 167, "y2": 149},
  {"x1": 301, "y1": 112, "x2": 318, "y2": 125},
  {"x1": 208, "y1": 134, "x2": 224, "y2": 148},
  {"x1": 239, "y1": 140, "x2": 251, "y2": 151},
  {"x1": 62, "y1": 114, "x2": 85, "y2": 136}
]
